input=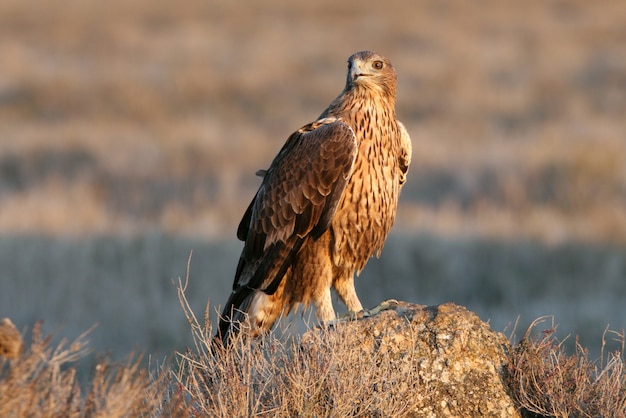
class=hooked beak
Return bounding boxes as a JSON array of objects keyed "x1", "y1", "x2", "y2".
[{"x1": 350, "y1": 60, "x2": 370, "y2": 82}]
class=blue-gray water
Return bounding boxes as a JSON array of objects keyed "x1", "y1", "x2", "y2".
[{"x1": 1, "y1": 232, "x2": 624, "y2": 372}]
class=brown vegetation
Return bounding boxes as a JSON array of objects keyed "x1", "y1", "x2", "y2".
[
  {"x1": 0, "y1": 321, "x2": 186, "y2": 417},
  {"x1": 1, "y1": 286, "x2": 624, "y2": 417},
  {"x1": 1, "y1": 0, "x2": 625, "y2": 243},
  {"x1": 0, "y1": 318, "x2": 23, "y2": 360},
  {"x1": 173, "y1": 281, "x2": 625, "y2": 418},
  {"x1": 507, "y1": 317, "x2": 626, "y2": 418}
]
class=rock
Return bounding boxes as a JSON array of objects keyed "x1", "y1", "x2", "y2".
[
  {"x1": 0, "y1": 318, "x2": 23, "y2": 360},
  {"x1": 301, "y1": 301, "x2": 520, "y2": 417}
]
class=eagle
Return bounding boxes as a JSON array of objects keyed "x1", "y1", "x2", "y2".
[{"x1": 216, "y1": 50, "x2": 412, "y2": 344}]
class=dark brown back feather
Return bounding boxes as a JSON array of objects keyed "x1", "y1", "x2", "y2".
[{"x1": 217, "y1": 118, "x2": 357, "y2": 343}]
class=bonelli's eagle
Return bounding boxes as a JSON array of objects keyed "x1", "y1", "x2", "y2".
[{"x1": 217, "y1": 51, "x2": 412, "y2": 344}]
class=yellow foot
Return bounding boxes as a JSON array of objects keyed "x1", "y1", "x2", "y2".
[
  {"x1": 324, "y1": 300, "x2": 400, "y2": 327},
  {"x1": 362, "y1": 299, "x2": 399, "y2": 317}
]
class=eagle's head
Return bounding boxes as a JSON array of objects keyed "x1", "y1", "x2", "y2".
[{"x1": 345, "y1": 50, "x2": 397, "y2": 98}]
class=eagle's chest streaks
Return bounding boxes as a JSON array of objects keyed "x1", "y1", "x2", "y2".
[{"x1": 331, "y1": 105, "x2": 399, "y2": 272}]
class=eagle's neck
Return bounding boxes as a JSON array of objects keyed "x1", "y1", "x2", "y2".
[{"x1": 322, "y1": 84, "x2": 396, "y2": 122}]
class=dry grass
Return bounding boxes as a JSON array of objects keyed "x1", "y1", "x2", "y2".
[
  {"x1": 174, "y1": 278, "x2": 626, "y2": 417},
  {"x1": 0, "y1": 321, "x2": 187, "y2": 418},
  {"x1": 2, "y1": 280, "x2": 625, "y2": 417},
  {"x1": 507, "y1": 317, "x2": 626, "y2": 418},
  {"x1": 173, "y1": 276, "x2": 425, "y2": 417}
]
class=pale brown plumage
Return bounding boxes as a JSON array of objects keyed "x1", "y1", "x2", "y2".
[{"x1": 217, "y1": 51, "x2": 411, "y2": 344}]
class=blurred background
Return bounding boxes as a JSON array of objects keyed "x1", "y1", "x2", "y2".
[{"x1": 1, "y1": 0, "x2": 625, "y2": 369}]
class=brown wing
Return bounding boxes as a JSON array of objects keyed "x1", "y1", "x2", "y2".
[
  {"x1": 397, "y1": 121, "x2": 412, "y2": 185},
  {"x1": 233, "y1": 118, "x2": 357, "y2": 295}
]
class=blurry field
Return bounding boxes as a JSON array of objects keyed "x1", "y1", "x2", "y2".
[{"x1": 1, "y1": 0, "x2": 625, "y2": 365}]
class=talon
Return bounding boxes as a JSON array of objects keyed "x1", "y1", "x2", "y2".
[{"x1": 366, "y1": 300, "x2": 399, "y2": 316}]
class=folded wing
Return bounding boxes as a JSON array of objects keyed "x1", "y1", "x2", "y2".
[{"x1": 217, "y1": 118, "x2": 357, "y2": 341}]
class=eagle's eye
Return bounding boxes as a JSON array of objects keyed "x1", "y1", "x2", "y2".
[{"x1": 372, "y1": 60, "x2": 384, "y2": 70}]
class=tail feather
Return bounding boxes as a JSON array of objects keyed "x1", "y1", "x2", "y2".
[{"x1": 215, "y1": 287, "x2": 256, "y2": 345}]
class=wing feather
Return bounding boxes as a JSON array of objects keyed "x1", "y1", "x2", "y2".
[{"x1": 233, "y1": 118, "x2": 357, "y2": 294}]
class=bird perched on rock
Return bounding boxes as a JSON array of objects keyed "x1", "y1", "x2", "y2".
[{"x1": 216, "y1": 50, "x2": 412, "y2": 344}]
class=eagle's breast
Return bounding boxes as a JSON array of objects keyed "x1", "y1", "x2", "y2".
[{"x1": 330, "y1": 104, "x2": 401, "y2": 273}]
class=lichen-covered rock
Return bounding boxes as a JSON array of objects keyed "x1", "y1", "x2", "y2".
[{"x1": 301, "y1": 301, "x2": 520, "y2": 417}]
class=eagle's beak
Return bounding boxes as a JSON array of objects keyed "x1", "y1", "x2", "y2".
[{"x1": 350, "y1": 60, "x2": 370, "y2": 82}]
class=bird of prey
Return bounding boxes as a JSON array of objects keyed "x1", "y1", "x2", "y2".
[{"x1": 216, "y1": 50, "x2": 411, "y2": 344}]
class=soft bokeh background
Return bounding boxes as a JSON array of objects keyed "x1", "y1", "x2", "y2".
[{"x1": 1, "y1": 0, "x2": 625, "y2": 368}]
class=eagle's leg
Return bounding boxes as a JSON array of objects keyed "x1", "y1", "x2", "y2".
[
  {"x1": 313, "y1": 287, "x2": 336, "y2": 324},
  {"x1": 333, "y1": 272, "x2": 364, "y2": 314}
]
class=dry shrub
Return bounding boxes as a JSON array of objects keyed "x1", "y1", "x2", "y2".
[
  {"x1": 0, "y1": 318, "x2": 23, "y2": 360},
  {"x1": 507, "y1": 317, "x2": 626, "y2": 418},
  {"x1": 0, "y1": 321, "x2": 181, "y2": 418},
  {"x1": 173, "y1": 275, "x2": 424, "y2": 417}
]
